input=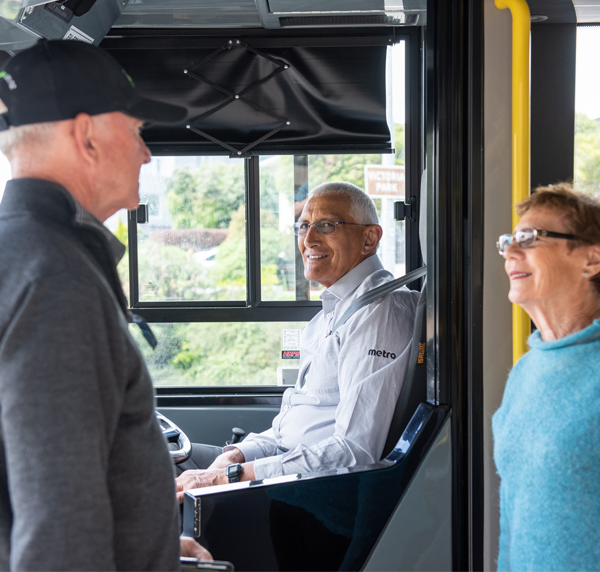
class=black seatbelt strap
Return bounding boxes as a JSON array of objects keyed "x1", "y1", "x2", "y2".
[{"x1": 330, "y1": 266, "x2": 427, "y2": 336}]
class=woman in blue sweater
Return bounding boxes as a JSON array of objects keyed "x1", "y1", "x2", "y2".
[{"x1": 493, "y1": 184, "x2": 600, "y2": 571}]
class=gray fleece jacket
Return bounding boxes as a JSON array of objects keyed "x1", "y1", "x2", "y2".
[{"x1": 0, "y1": 179, "x2": 180, "y2": 571}]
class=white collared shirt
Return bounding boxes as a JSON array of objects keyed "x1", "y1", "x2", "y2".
[{"x1": 233, "y1": 255, "x2": 420, "y2": 479}]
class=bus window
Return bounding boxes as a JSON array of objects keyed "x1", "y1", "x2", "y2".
[
  {"x1": 130, "y1": 321, "x2": 308, "y2": 387},
  {"x1": 575, "y1": 25, "x2": 600, "y2": 194},
  {"x1": 136, "y1": 156, "x2": 246, "y2": 303},
  {"x1": 0, "y1": 152, "x2": 9, "y2": 202},
  {"x1": 260, "y1": 42, "x2": 407, "y2": 303},
  {"x1": 116, "y1": 38, "x2": 410, "y2": 388},
  {"x1": 259, "y1": 153, "x2": 407, "y2": 303}
]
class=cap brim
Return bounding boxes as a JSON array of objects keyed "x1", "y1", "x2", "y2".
[{"x1": 127, "y1": 97, "x2": 187, "y2": 125}]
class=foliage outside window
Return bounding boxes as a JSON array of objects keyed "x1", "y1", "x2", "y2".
[
  {"x1": 575, "y1": 113, "x2": 600, "y2": 193},
  {"x1": 129, "y1": 322, "x2": 307, "y2": 386},
  {"x1": 135, "y1": 157, "x2": 247, "y2": 302},
  {"x1": 575, "y1": 26, "x2": 600, "y2": 194}
]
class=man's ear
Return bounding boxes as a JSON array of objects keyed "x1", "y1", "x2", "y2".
[
  {"x1": 71, "y1": 113, "x2": 99, "y2": 167},
  {"x1": 584, "y1": 244, "x2": 600, "y2": 279},
  {"x1": 362, "y1": 224, "x2": 383, "y2": 255}
]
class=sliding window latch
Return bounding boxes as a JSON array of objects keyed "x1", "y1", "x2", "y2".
[{"x1": 394, "y1": 197, "x2": 417, "y2": 222}]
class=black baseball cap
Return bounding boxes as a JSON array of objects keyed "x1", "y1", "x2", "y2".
[{"x1": 0, "y1": 39, "x2": 187, "y2": 130}]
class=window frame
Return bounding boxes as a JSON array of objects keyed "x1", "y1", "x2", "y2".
[{"x1": 125, "y1": 27, "x2": 422, "y2": 326}]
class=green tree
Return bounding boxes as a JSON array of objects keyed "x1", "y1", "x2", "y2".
[
  {"x1": 113, "y1": 217, "x2": 129, "y2": 290},
  {"x1": 210, "y1": 205, "x2": 284, "y2": 289},
  {"x1": 138, "y1": 240, "x2": 210, "y2": 301},
  {"x1": 394, "y1": 122, "x2": 405, "y2": 166},
  {"x1": 130, "y1": 321, "x2": 305, "y2": 386},
  {"x1": 170, "y1": 322, "x2": 303, "y2": 385},
  {"x1": 129, "y1": 323, "x2": 187, "y2": 382},
  {"x1": 166, "y1": 169, "x2": 201, "y2": 229},
  {"x1": 308, "y1": 154, "x2": 381, "y2": 189},
  {"x1": 211, "y1": 204, "x2": 247, "y2": 286},
  {"x1": 575, "y1": 113, "x2": 600, "y2": 194},
  {"x1": 305, "y1": 123, "x2": 404, "y2": 189},
  {"x1": 166, "y1": 162, "x2": 245, "y2": 229}
]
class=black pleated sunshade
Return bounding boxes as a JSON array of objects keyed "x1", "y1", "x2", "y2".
[{"x1": 103, "y1": 34, "x2": 393, "y2": 156}]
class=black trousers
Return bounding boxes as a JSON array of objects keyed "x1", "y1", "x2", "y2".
[{"x1": 175, "y1": 443, "x2": 222, "y2": 475}]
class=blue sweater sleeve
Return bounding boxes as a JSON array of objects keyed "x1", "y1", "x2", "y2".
[{"x1": 497, "y1": 480, "x2": 511, "y2": 572}]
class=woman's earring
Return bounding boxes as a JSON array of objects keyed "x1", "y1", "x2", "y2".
[{"x1": 584, "y1": 270, "x2": 590, "y2": 277}]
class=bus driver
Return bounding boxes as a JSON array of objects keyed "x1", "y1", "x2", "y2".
[{"x1": 176, "y1": 182, "x2": 420, "y2": 498}]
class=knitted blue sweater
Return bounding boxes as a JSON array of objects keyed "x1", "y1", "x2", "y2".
[{"x1": 493, "y1": 319, "x2": 600, "y2": 572}]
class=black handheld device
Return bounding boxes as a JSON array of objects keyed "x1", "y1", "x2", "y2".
[{"x1": 180, "y1": 557, "x2": 234, "y2": 571}]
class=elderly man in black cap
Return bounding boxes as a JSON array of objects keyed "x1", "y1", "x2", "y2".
[{"x1": 0, "y1": 40, "x2": 210, "y2": 570}]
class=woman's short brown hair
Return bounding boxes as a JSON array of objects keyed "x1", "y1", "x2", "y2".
[{"x1": 516, "y1": 182, "x2": 600, "y2": 296}]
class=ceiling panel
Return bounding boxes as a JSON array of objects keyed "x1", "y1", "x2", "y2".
[
  {"x1": 113, "y1": 0, "x2": 262, "y2": 28},
  {"x1": 573, "y1": 1, "x2": 600, "y2": 22},
  {"x1": 526, "y1": 0, "x2": 576, "y2": 24}
]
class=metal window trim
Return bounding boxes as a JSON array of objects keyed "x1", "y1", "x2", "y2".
[
  {"x1": 131, "y1": 301, "x2": 247, "y2": 309},
  {"x1": 424, "y1": 1, "x2": 485, "y2": 571},
  {"x1": 129, "y1": 301, "x2": 322, "y2": 309},
  {"x1": 103, "y1": 27, "x2": 412, "y2": 49},
  {"x1": 404, "y1": 26, "x2": 424, "y2": 290},
  {"x1": 127, "y1": 207, "x2": 140, "y2": 306},
  {"x1": 247, "y1": 156, "x2": 262, "y2": 307},
  {"x1": 256, "y1": 300, "x2": 321, "y2": 308},
  {"x1": 155, "y1": 385, "x2": 287, "y2": 396},
  {"x1": 146, "y1": 143, "x2": 400, "y2": 157},
  {"x1": 129, "y1": 306, "x2": 321, "y2": 323},
  {"x1": 155, "y1": 393, "x2": 285, "y2": 407}
]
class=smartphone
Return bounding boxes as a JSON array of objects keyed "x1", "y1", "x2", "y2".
[{"x1": 180, "y1": 557, "x2": 234, "y2": 571}]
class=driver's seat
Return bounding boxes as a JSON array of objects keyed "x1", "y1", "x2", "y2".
[{"x1": 180, "y1": 172, "x2": 452, "y2": 572}]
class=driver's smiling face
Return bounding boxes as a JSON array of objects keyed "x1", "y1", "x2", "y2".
[{"x1": 298, "y1": 194, "x2": 373, "y2": 289}]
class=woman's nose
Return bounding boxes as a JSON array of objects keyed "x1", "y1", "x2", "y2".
[{"x1": 503, "y1": 240, "x2": 523, "y2": 259}]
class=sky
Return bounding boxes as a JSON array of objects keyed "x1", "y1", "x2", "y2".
[
  {"x1": 390, "y1": 41, "x2": 406, "y2": 125},
  {"x1": 0, "y1": 154, "x2": 8, "y2": 203},
  {"x1": 576, "y1": 26, "x2": 600, "y2": 120}
]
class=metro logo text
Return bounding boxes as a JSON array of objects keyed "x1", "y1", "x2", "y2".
[{"x1": 368, "y1": 349, "x2": 397, "y2": 359}]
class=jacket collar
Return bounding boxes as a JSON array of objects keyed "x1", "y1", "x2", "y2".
[{"x1": 0, "y1": 178, "x2": 126, "y2": 264}]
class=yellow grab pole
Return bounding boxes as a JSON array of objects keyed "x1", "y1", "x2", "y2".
[{"x1": 495, "y1": 0, "x2": 531, "y2": 363}]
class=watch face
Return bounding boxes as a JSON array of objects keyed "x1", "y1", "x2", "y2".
[{"x1": 227, "y1": 464, "x2": 241, "y2": 478}]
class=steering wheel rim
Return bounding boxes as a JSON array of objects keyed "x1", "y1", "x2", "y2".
[{"x1": 155, "y1": 411, "x2": 192, "y2": 465}]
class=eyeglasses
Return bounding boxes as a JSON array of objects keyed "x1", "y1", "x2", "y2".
[
  {"x1": 497, "y1": 227, "x2": 577, "y2": 255},
  {"x1": 292, "y1": 221, "x2": 372, "y2": 236}
]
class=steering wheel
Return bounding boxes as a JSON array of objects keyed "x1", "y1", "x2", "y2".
[{"x1": 155, "y1": 411, "x2": 192, "y2": 465}]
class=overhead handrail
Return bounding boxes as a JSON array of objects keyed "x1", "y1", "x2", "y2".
[{"x1": 495, "y1": 0, "x2": 531, "y2": 363}]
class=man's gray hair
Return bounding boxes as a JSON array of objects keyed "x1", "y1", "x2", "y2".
[
  {"x1": 0, "y1": 122, "x2": 60, "y2": 156},
  {"x1": 309, "y1": 181, "x2": 379, "y2": 225}
]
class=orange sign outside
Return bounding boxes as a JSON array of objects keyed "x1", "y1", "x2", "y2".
[{"x1": 364, "y1": 165, "x2": 405, "y2": 197}]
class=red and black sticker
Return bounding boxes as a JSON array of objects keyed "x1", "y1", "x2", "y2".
[{"x1": 282, "y1": 350, "x2": 300, "y2": 359}]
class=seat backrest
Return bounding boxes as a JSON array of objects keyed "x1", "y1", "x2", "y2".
[{"x1": 380, "y1": 170, "x2": 428, "y2": 459}]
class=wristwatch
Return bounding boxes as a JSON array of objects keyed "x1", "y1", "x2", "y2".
[{"x1": 226, "y1": 463, "x2": 243, "y2": 483}]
